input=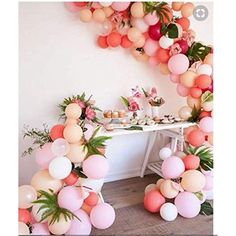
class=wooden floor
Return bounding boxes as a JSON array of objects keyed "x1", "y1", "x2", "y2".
[{"x1": 92, "y1": 174, "x2": 213, "y2": 235}]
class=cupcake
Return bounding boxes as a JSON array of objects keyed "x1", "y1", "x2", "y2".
[
  {"x1": 112, "y1": 111, "x2": 119, "y2": 118},
  {"x1": 118, "y1": 110, "x2": 126, "y2": 118},
  {"x1": 103, "y1": 110, "x2": 112, "y2": 118}
]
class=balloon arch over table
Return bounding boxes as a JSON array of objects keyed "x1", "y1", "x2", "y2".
[{"x1": 18, "y1": 2, "x2": 213, "y2": 235}]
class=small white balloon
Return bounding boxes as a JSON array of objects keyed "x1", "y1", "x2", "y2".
[
  {"x1": 159, "y1": 147, "x2": 172, "y2": 160},
  {"x1": 49, "y1": 156, "x2": 72, "y2": 179},
  {"x1": 80, "y1": 178, "x2": 105, "y2": 193},
  {"x1": 160, "y1": 203, "x2": 178, "y2": 221},
  {"x1": 159, "y1": 36, "x2": 174, "y2": 49},
  {"x1": 144, "y1": 184, "x2": 157, "y2": 194},
  {"x1": 197, "y1": 64, "x2": 213, "y2": 76},
  {"x1": 100, "y1": 2, "x2": 112, "y2": 7}
]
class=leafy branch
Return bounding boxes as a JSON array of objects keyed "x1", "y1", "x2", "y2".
[
  {"x1": 201, "y1": 91, "x2": 213, "y2": 104},
  {"x1": 200, "y1": 201, "x2": 213, "y2": 215},
  {"x1": 187, "y1": 105, "x2": 201, "y2": 122},
  {"x1": 120, "y1": 96, "x2": 129, "y2": 108}
]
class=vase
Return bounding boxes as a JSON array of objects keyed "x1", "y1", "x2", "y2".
[{"x1": 151, "y1": 106, "x2": 159, "y2": 118}]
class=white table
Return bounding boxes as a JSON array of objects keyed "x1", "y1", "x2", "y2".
[{"x1": 100, "y1": 122, "x2": 195, "y2": 178}]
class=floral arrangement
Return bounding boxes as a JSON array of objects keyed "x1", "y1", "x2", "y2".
[
  {"x1": 142, "y1": 87, "x2": 165, "y2": 107},
  {"x1": 59, "y1": 92, "x2": 101, "y2": 123}
]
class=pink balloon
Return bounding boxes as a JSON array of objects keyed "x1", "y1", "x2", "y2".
[
  {"x1": 131, "y1": 18, "x2": 149, "y2": 33},
  {"x1": 144, "y1": 39, "x2": 159, "y2": 56},
  {"x1": 31, "y1": 223, "x2": 50, "y2": 235},
  {"x1": 51, "y1": 138, "x2": 70, "y2": 156},
  {"x1": 83, "y1": 155, "x2": 109, "y2": 179},
  {"x1": 176, "y1": 84, "x2": 190, "y2": 97},
  {"x1": 168, "y1": 54, "x2": 190, "y2": 75},
  {"x1": 64, "y1": 2, "x2": 81, "y2": 13},
  {"x1": 144, "y1": 12, "x2": 159, "y2": 25},
  {"x1": 170, "y1": 74, "x2": 180, "y2": 83},
  {"x1": 148, "y1": 57, "x2": 160, "y2": 66},
  {"x1": 35, "y1": 143, "x2": 55, "y2": 169},
  {"x1": 161, "y1": 156, "x2": 185, "y2": 179},
  {"x1": 203, "y1": 175, "x2": 213, "y2": 191},
  {"x1": 90, "y1": 203, "x2": 115, "y2": 229},
  {"x1": 91, "y1": 2, "x2": 102, "y2": 9},
  {"x1": 66, "y1": 209, "x2": 92, "y2": 235},
  {"x1": 111, "y1": 2, "x2": 130, "y2": 11},
  {"x1": 199, "y1": 117, "x2": 213, "y2": 133},
  {"x1": 177, "y1": 39, "x2": 189, "y2": 54},
  {"x1": 174, "y1": 192, "x2": 201, "y2": 218},
  {"x1": 84, "y1": 124, "x2": 95, "y2": 141},
  {"x1": 58, "y1": 186, "x2": 83, "y2": 212}
]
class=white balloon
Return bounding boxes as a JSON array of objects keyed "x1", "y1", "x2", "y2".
[
  {"x1": 100, "y1": 2, "x2": 112, "y2": 7},
  {"x1": 159, "y1": 36, "x2": 174, "y2": 49},
  {"x1": 49, "y1": 156, "x2": 72, "y2": 179},
  {"x1": 160, "y1": 203, "x2": 178, "y2": 221},
  {"x1": 80, "y1": 178, "x2": 105, "y2": 193},
  {"x1": 131, "y1": 18, "x2": 149, "y2": 33},
  {"x1": 32, "y1": 203, "x2": 48, "y2": 223},
  {"x1": 197, "y1": 64, "x2": 213, "y2": 76},
  {"x1": 159, "y1": 147, "x2": 172, "y2": 160},
  {"x1": 19, "y1": 222, "x2": 30, "y2": 235},
  {"x1": 202, "y1": 101, "x2": 213, "y2": 112}
]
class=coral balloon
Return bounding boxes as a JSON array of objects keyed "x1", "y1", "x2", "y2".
[
  {"x1": 144, "y1": 12, "x2": 159, "y2": 25},
  {"x1": 187, "y1": 129, "x2": 205, "y2": 146},
  {"x1": 79, "y1": 9, "x2": 92, "y2": 23},
  {"x1": 31, "y1": 223, "x2": 50, "y2": 235},
  {"x1": 144, "y1": 39, "x2": 159, "y2": 56},
  {"x1": 181, "y1": 170, "x2": 206, "y2": 192},
  {"x1": 48, "y1": 216, "x2": 71, "y2": 235},
  {"x1": 31, "y1": 169, "x2": 63, "y2": 193},
  {"x1": 174, "y1": 192, "x2": 200, "y2": 218},
  {"x1": 195, "y1": 74, "x2": 212, "y2": 89},
  {"x1": 175, "y1": 17, "x2": 190, "y2": 30},
  {"x1": 197, "y1": 64, "x2": 213, "y2": 76},
  {"x1": 156, "y1": 48, "x2": 170, "y2": 63},
  {"x1": 121, "y1": 35, "x2": 133, "y2": 48},
  {"x1": 19, "y1": 222, "x2": 30, "y2": 235},
  {"x1": 107, "y1": 32, "x2": 121, "y2": 47},
  {"x1": 168, "y1": 54, "x2": 189, "y2": 74},
  {"x1": 148, "y1": 56, "x2": 159, "y2": 66},
  {"x1": 73, "y1": 2, "x2": 87, "y2": 8},
  {"x1": 176, "y1": 84, "x2": 190, "y2": 97},
  {"x1": 199, "y1": 117, "x2": 213, "y2": 133},
  {"x1": 181, "y1": 2, "x2": 194, "y2": 17},
  {"x1": 161, "y1": 156, "x2": 185, "y2": 179},
  {"x1": 180, "y1": 70, "x2": 197, "y2": 87},
  {"x1": 160, "y1": 203, "x2": 178, "y2": 221},
  {"x1": 160, "y1": 180, "x2": 179, "y2": 199},
  {"x1": 178, "y1": 106, "x2": 192, "y2": 120},
  {"x1": 93, "y1": 9, "x2": 106, "y2": 23},
  {"x1": 148, "y1": 22, "x2": 162, "y2": 41},
  {"x1": 65, "y1": 103, "x2": 82, "y2": 119},
  {"x1": 127, "y1": 27, "x2": 142, "y2": 42},
  {"x1": 144, "y1": 190, "x2": 165, "y2": 213},
  {"x1": 159, "y1": 36, "x2": 174, "y2": 49},
  {"x1": 187, "y1": 96, "x2": 201, "y2": 109},
  {"x1": 111, "y1": 2, "x2": 130, "y2": 11},
  {"x1": 170, "y1": 74, "x2": 180, "y2": 83},
  {"x1": 63, "y1": 124, "x2": 83, "y2": 143},
  {"x1": 18, "y1": 185, "x2": 37, "y2": 209},
  {"x1": 183, "y1": 155, "x2": 200, "y2": 170},
  {"x1": 64, "y1": 171, "x2": 78, "y2": 186},
  {"x1": 49, "y1": 124, "x2": 65, "y2": 141},
  {"x1": 19, "y1": 208, "x2": 31, "y2": 223},
  {"x1": 67, "y1": 144, "x2": 87, "y2": 163},
  {"x1": 199, "y1": 111, "x2": 211, "y2": 119},
  {"x1": 83, "y1": 155, "x2": 109, "y2": 179},
  {"x1": 172, "y1": 2, "x2": 184, "y2": 11},
  {"x1": 90, "y1": 203, "x2": 115, "y2": 229},
  {"x1": 130, "y1": 2, "x2": 145, "y2": 18},
  {"x1": 84, "y1": 192, "x2": 99, "y2": 206},
  {"x1": 97, "y1": 35, "x2": 108, "y2": 49},
  {"x1": 190, "y1": 87, "x2": 202, "y2": 98}
]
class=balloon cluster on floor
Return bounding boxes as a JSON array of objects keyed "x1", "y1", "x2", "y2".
[{"x1": 19, "y1": 103, "x2": 115, "y2": 235}]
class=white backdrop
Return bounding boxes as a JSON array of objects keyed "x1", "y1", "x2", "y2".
[{"x1": 19, "y1": 2, "x2": 213, "y2": 185}]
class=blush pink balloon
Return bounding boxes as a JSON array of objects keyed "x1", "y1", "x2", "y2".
[
  {"x1": 66, "y1": 209, "x2": 92, "y2": 235},
  {"x1": 131, "y1": 18, "x2": 149, "y2": 33},
  {"x1": 58, "y1": 186, "x2": 83, "y2": 212},
  {"x1": 203, "y1": 175, "x2": 213, "y2": 191},
  {"x1": 168, "y1": 54, "x2": 189, "y2": 75},
  {"x1": 83, "y1": 155, "x2": 109, "y2": 179},
  {"x1": 91, "y1": 2, "x2": 102, "y2": 9},
  {"x1": 174, "y1": 192, "x2": 201, "y2": 218},
  {"x1": 144, "y1": 12, "x2": 159, "y2": 25},
  {"x1": 51, "y1": 138, "x2": 70, "y2": 156},
  {"x1": 90, "y1": 203, "x2": 115, "y2": 229},
  {"x1": 144, "y1": 39, "x2": 159, "y2": 56},
  {"x1": 31, "y1": 223, "x2": 50, "y2": 235},
  {"x1": 176, "y1": 84, "x2": 190, "y2": 97},
  {"x1": 199, "y1": 117, "x2": 213, "y2": 133},
  {"x1": 84, "y1": 124, "x2": 95, "y2": 141},
  {"x1": 148, "y1": 57, "x2": 160, "y2": 66},
  {"x1": 64, "y1": 2, "x2": 81, "y2": 13},
  {"x1": 111, "y1": 2, "x2": 130, "y2": 11},
  {"x1": 170, "y1": 74, "x2": 180, "y2": 83},
  {"x1": 35, "y1": 143, "x2": 55, "y2": 169},
  {"x1": 161, "y1": 156, "x2": 185, "y2": 179}
]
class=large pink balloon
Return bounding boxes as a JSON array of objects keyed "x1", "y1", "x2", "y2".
[
  {"x1": 58, "y1": 186, "x2": 83, "y2": 212},
  {"x1": 83, "y1": 155, "x2": 109, "y2": 179},
  {"x1": 176, "y1": 84, "x2": 190, "y2": 97},
  {"x1": 174, "y1": 192, "x2": 201, "y2": 218},
  {"x1": 168, "y1": 54, "x2": 189, "y2": 75},
  {"x1": 161, "y1": 156, "x2": 185, "y2": 179},
  {"x1": 199, "y1": 117, "x2": 213, "y2": 133},
  {"x1": 31, "y1": 223, "x2": 50, "y2": 235},
  {"x1": 90, "y1": 203, "x2": 115, "y2": 229},
  {"x1": 111, "y1": 2, "x2": 130, "y2": 11},
  {"x1": 144, "y1": 39, "x2": 159, "y2": 56},
  {"x1": 66, "y1": 209, "x2": 92, "y2": 235},
  {"x1": 35, "y1": 143, "x2": 55, "y2": 169}
]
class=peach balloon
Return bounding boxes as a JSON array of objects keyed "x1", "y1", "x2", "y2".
[
  {"x1": 31, "y1": 169, "x2": 63, "y2": 193},
  {"x1": 180, "y1": 70, "x2": 197, "y2": 88},
  {"x1": 190, "y1": 87, "x2": 202, "y2": 98},
  {"x1": 79, "y1": 9, "x2": 92, "y2": 23},
  {"x1": 181, "y1": 2, "x2": 194, "y2": 17},
  {"x1": 65, "y1": 103, "x2": 82, "y2": 119},
  {"x1": 202, "y1": 101, "x2": 213, "y2": 112},
  {"x1": 204, "y1": 53, "x2": 213, "y2": 66},
  {"x1": 63, "y1": 124, "x2": 83, "y2": 143},
  {"x1": 93, "y1": 9, "x2": 106, "y2": 23},
  {"x1": 178, "y1": 106, "x2": 192, "y2": 120},
  {"x1": 48, "y1": 216, "x2": 71, "y2": 235},
  {"x1": 133, "y1": 35, "x2": 146, "y2": 47},
  {"x1": 19, "y1": 185, "x2": 37, "y2": 209},
  {"x1": 127, "y1": 27, "x2": 142, "y2": 42},
  {"x1": 145, "y1": 184, "x2": 157, "y2": 194},
  {"x1": 32, "y1": 203, "x2": 49, "y2": 223},
  {"x1": 111, "y1": 2, "x2": 130, "y2": 11},
  {"x1": 181, "y1": 170, "x2": 206, "y2": 192},
  {"x1": 159, "y1": 63, "x2": 170, "y2": 75},
  {"x1": 187, "y1": 96, "x2": 201, "y2": 109},
  {"x1": 19, "y1": 222, "x2": 30, "y2": 235},
  {"x1": 67, "y1": 144, "x2": 88, "y2": 163},
  {"x1": 156, "y1": 48, "x2": 170, "y2": 63},
  {"x1": 103, "y1": 7, "x2": 114, "y2": 18},
  {"x1": 130, "y1": 2, "x2": 145, "y2": 18},
  {"x1": 208, "y1": 132, "x2": 213, "y2": 145},
  {"x1": 131, "y1": 18, "x2": 149, "y2": 33},
  {"x1": 156, "y1": 178, "x2": 165, "y2": 190},
  {"x1": 160, "y1": 180, "x2": 179, "y2": 199},
  {"x1": 172, "y1": 2, "x2": 184, "y2": 11},
  {"x1": 65, "y1": 118, "x2": 77, "y2": 126}
]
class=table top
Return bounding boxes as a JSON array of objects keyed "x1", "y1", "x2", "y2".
[{"x1": 100, "y1": 122, "x2": 196, "y2": 137}]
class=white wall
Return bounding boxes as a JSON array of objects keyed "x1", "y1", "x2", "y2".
[{"x1": 19, "y1": 2, "x2": 213, "y2": 185}]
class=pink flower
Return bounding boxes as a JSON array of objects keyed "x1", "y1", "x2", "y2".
[
  {"x1": 170, "y1": 43, "x2": 182, "y2": 56},
  {"x1": 150, "y1": 87, "x2": 157, "y2": 97},
  {"x1": 72, "y1": 99, "x2": 86, "y2": 109},
  {"x1": 85, "y1": 106, "x2": 96, "y2": 120},
  {"x1": 182, "y1": 29, "x2": 196, "y2": 46},
  {"x1": 132, "y1": 86, "x2": 142, "y2": 98},
  {"x1": 128, "y1": 102, "x2": 140, "y2": 112}
]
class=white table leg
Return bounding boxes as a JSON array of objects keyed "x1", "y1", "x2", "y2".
[
  {"x1": 98, "y1": 191, "x2": 105, "y2": 203},
  {"x1": 178, "y1": 127, "x2": 184, "y2": 151},
  {"x1": 171, "y1": 137, "x2": 178, "y2": 152},
  {"x1": 140, "y1": 131, "x2": 157, "y2": 178}
]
